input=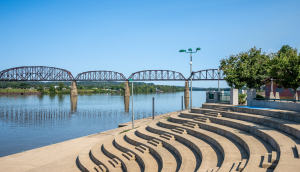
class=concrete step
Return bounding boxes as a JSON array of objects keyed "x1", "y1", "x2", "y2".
[
  {"x1": 125, "y1": 127, "x2": 178, "y2": 172},
  {"x1": 171, "y1": 127, "x2": 188, "y2": 134},
  {"x1": 204, "y1": 112, "x2": 222, "y2": 117},
  {"x1": 77, "y1": 144, "x2": 100, "y2": 172},
  {"x1": 122, "y1": 151, "x2": 136, "y2": 161},
  {"x1": 262, "y1": 152, "x2": 278, "y2": 169},
  {"x1": 148, "y1": 139, "x2": 163, "y2": 147},
  {"x1": 114, "y1": 133, "x2": 159, "y2": 172},
  {"x1": 149, "y1": 120, "x2": 221, "y2": 172},
  {"x1": 193, "y1": 116, "x2": 211, "y2": 123},
  {"x1": 102, "y1": 138, "x2": 142, "y2": 172},
  {"x1": 135, "y1": 145, "x2": 150, "y2": 154},
  {"x1": 90, "y1": 139, "x2": 122, "y2": 172},
  {"x1": 296, "y1": 144, "x2": 300, "y2": 158},
  {"x1": 172, "y1": 114, "x2": 279, "y2": 172},
  {"x1": 108, "y1": 158, "x2": 122, "y2": 168},
  {"x1": 206, "y1": 167, "x2": 219, "y2": 172},
  {"x1": 182, "y1": 122, "x2": 199, "y2": 128},
  {"x1": 94, "y1": 165, "x2": 107, "y2": 172},
  {"x1": 158, "y1": 119, "x2": 245, "y2": 172},
  {"x1": 182, "y1": 110, "x2": 300, "y2": 172},
  {"x1": 160, "y1": 133, "x2": 176, "y2": 141},
  {"x1": 230, "y1": 159, "x2": 247, "y2": 172},
  {"x1": 136, "y1": 126, "x2": 198, "y2": 172},
  {"x1": 196, "y1": 107, "x2": 300, "y2": 140}
]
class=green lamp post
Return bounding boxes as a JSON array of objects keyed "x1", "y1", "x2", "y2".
[{"x1": 179, "y1": 47, "x2": 201, "y2": 109}]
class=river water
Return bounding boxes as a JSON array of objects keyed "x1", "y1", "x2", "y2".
[{"x1": 0, "y1": 91, "x2": 206, "y2": 157}]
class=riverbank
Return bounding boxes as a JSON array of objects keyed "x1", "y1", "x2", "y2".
[{"x1": 0, "y1": 111, "x2": 178, "y2": 172}]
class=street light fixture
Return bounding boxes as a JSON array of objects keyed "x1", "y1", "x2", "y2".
[{"x1": 179, "y1": 47, "x2": 201, "y2": 109}]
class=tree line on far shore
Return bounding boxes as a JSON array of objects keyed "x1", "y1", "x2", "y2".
[
  {"x1": 0, "y1": 81, "x2": 185, "y2": 94},
  {"x1": 220, "y1": 45, "x2": 300, "y2": 99}
]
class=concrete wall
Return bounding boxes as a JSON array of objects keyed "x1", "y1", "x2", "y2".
[
  {"x1": 230, "y1": 89, "x2": 238, "y2": 105},
  {"x1": 247, "y1": 89, "x2": 256, "y2": 106},
  {"x1": 206, "y1": 91, "x2": 214, "y2": 103},
  {"x1": 252, "y1": 100, "x2": 300, "y2": 112}
]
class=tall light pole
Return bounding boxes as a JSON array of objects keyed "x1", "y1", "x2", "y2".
[
  {"x1": 179, "y1": 47, "x2": 201, "y2": 109},
  {"x1": 218, "y1": 69, "x2": 220, "y2": 92}
]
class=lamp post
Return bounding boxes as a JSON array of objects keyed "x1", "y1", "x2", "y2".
[
  {"x1": 218, "y1": 69, "x2": 220, "y2": 92},
  {"x1": 179, "y1": 47, "x2": 201, "y2": 109}
]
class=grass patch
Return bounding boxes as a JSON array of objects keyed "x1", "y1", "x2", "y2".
[
  {"x1": 119, "y1": 129, "x2": 130, "y2": 134},
  {"x1": 164, "y1": 117, "x2": 170, "y2": 119},
  {"x1": 0, "y1": 89, "x2": 39, "y2": 93},
  {"x1": 119, "y1": 126, "x2": 140, "y2": 135}
]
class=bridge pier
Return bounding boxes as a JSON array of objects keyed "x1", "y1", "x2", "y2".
[
  {"x1": 124, "y1": 81, "x2": 130, "y2": 97},
  {"x1": 70, "y1": 81, "x2": 78, "y2": 96},
  {"x1": 184, "y1": 81, "x2": 189, "y2": 109}
]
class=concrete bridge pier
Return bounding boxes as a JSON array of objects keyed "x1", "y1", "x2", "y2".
[
  {"x1": 124, "y1": 80, "x2": 130, "y2": 97},
  {"x1": 184, "y1": 81, "x2": 189, "y2": 109},
  {"x1": 70, "y1": 81, "x2": 78, "y2": 96}
]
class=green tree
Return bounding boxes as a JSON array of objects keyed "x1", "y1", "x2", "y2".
[
  {"x1": 58, "y1": 82, "x2": 65, "y2": 91},
  {"x1": 220, "y1": 47, "x2": 270, "y2": 89},
  {"x1": 37, "y1": 85, "x2": 44, "y2": 92},
  {"x1": 78, "y1": 85, "x2": 85, "y2": 90},
  {"x1": 49, "y1": 85, "x2": 56, "y2": 94},
  {"x1": 269, "y1": 45, "x2": 300, "y2": 100}
]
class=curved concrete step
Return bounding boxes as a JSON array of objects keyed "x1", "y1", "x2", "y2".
[
  {"x1": 125, "y1": 127, "x2": 178, "y2": 172},
  {"x1": 114, "y1": 132, "x2": 159, "y2": 172},
  {"x1": 90, "y1": 139, "x2": 122, "y2": 172},
  {"x1": 148, "y1": 119, "x2": 221, "y2": 172},
  {"x1": 185, "y1": 110, "x2": 300, "y2": 172},
  {"x1": 136, "y1": 126, "x2": 198, "y2": 172},
  {"x1": 171, "y1": 115, "x2": 274, "y2": 172},
  {"x1": 78, "y1": 144, "x2": 99, "y2": 172},
  {"x1": 195, "y1": 107, "x2": 300, "y2": 140},
  {"x1": 158, "y1": 119, "x2": 244, "y2": 172},
  {"x1": 102, "y1": 137, "x2": 142, "y2": 172}
]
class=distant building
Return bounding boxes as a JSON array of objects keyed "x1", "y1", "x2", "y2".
[
  {"x1": 54, "y1": 86, "x2": 59, "y2": 89},
  {"x1": 262, "y1": 77, "x2": 300, "y2": 99}
]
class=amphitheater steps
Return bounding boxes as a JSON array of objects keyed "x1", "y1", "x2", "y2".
[
  {"x1": 196, "y1": 107, "x2": 300, "y2": 140},
  {"x1": 136, "y1": 126, "x2": 198, "y2": 172},
  {"x1": 170, "y1": 114, "x2": 276, "y2": 172},
  {"x1": 148, "y1": 121, "x2": 221, "y2": 172},
  {"x1": 114, "y1": 133, "x2": 159, "y2": 172},
  {"x1": 185, "y1": 110, "x2": 300, "y2": 172},
  {"x1": 102, "y1": 137, "x2": 142, "y2": 172},
  {"x1": 262, "y1": 151, "x2": 279, "y2": 169},
  {"x1": 90, "y1": 140, "x2": 122, "y2": 172},
  {"x1": 203, "y1": 103, "x2": 300, "y2": 123},
  {"x1": 158, "y1": 119, "x2": 245, "y2": 172},
  {"x1": 78, "y1": 145, "x2": 100, "y2": 172},
  {"x1": 125, "y1": 128, "x2": 178, "y2": 172}
]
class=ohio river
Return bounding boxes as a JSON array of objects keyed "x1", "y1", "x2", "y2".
[{"x1": 0, "y1": 91, "x2": 206, "y2": 157}]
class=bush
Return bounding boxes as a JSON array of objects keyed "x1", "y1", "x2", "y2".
[
  {"x1": 256, "y1": 94, "x2": 264, "y2": 98},
  {"x1": 238, "y1": 93, "x2": 246, "y2": 104}
]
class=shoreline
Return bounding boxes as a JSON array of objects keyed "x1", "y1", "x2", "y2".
[{"x1": 0, "y1": 110, "x2": 180, "y2": 172}]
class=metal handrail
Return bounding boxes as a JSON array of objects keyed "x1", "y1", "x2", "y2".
[{"x1": 254, "y1": 98, "x2": 300, "y2": 102}]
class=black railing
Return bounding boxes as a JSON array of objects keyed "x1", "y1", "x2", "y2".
[{"x1": 254, "y1": 98, "x2": 300, "y2": 102}]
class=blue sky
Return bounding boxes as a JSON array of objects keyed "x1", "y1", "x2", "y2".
[{"x1": 1, "y1": 0, "x2": 299, "y2": 87}]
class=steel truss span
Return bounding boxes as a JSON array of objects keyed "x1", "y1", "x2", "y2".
[
  {"x1": 128, "y1": 70, "x2": 186, "y2": 81},
  {"x1": 189, "y1": 69, "x2": 225, "y2": 80},
  {"x1": 75, "y1": 71, "x2": 127, "y2": 81},
  {"x1": 0, "y1": 66, "x2": 75, "y2": 81}
]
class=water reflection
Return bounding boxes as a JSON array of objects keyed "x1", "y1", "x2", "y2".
[
  {"x1": 70, "y1": 96, "x2": 78, "y2": 112},
  {"x1": 0, "y1": 92, "x2": 206, "y2": 157},
  {"x1": 124, "y1": 96, "x2": 129, "y2": 113}
]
